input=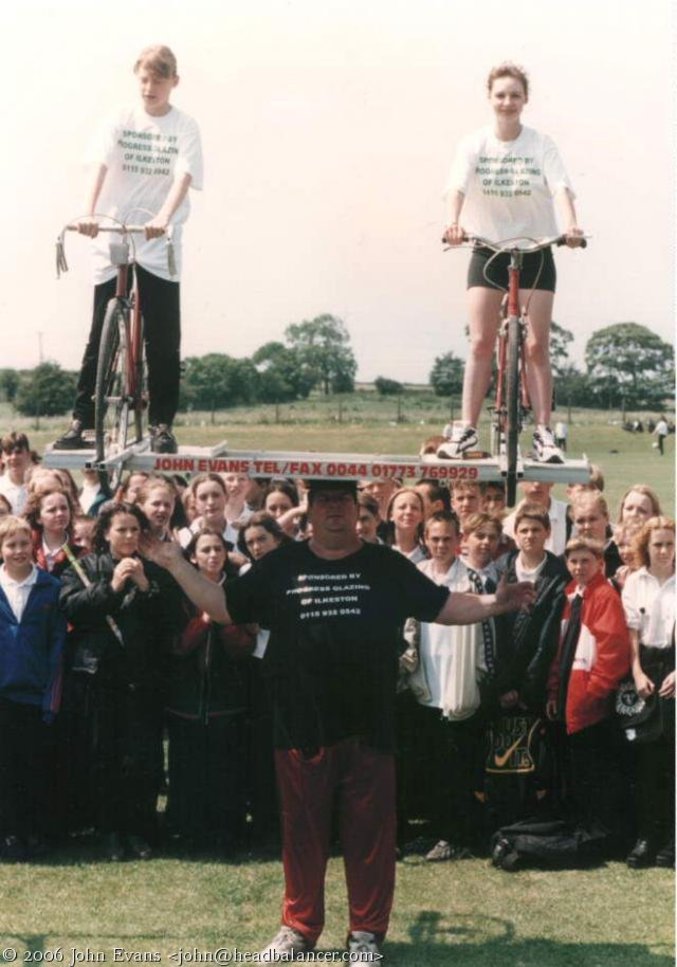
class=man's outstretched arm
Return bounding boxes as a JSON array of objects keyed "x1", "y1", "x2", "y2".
[
  {"x1": 435, "y1": 575, "x2": 535, "y2": 626},
  {"x1": 142, "y1": 537, "x2": 231, "y2": 623}
]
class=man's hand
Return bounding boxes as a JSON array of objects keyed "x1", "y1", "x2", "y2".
[
  {"x1": 494, "y1": 575, "x2": 536, "y2": 614},
  {"x1": 141, "y1": 534, "x2": 183, "y2": 572},
  {"x1": 546, "y1": 699, "x2": 558, "y2": 720}
]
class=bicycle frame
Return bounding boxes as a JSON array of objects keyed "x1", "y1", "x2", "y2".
[
  {"x1": 493, "y1": 251, "x2": 530, "y2": 456},
  {"x1": 447, "y1": 232, "x2": 586, "y2": 503},
  {"x1": 110, "y1": 247, "x2": 143, "y2": 409}
]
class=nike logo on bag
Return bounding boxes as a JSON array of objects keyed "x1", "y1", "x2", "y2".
[{"x1": 494, "y1": 732, "x2": 527, "y2": 768}]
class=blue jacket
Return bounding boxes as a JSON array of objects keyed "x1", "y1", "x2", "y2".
[{"x1": 0, "y1": 568, "x2": 66, "y2": 721}]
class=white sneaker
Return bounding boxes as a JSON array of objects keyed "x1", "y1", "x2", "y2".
[
  {"x1": 532, "y1": 426, "x2": 564, "y2": 464},
  {"x1": 436, "y1": 423, "x2": 478, "y2": 459},
  {"x1": 347, "y1": 931, "x2": 383, "y2": 962},
  {"x1": 259, "y1": 925, "x2": 312, "y2": 961}
]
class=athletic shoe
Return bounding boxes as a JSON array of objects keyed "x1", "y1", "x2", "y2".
[
  {"x1": 53, "y1": 420, "x2": 92, "y2": 450},
  {"x1": 346, "y1": 931, "x2": 383, "y2": 962},
  {"x1": 425, "y1": 839, "x2": 453, "y2": 862},
  {"x1": 259, "y1": 925, "x2": 313, "y2": 961},
  {"x1": 532, "y1": 426, "x2": 564, "y2": 464},
  {"x1": 150, "y1": 424, "x2": 178, "y2": 454},
  {"x1": 436, "y1": 423, "x2": 478, "y2": 459}
]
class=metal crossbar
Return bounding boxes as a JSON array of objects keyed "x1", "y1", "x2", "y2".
[{"x1": 42, "y1": 440, "x2": 591, "y2": 486}]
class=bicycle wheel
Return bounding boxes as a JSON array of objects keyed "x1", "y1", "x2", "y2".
[
  {"x1": 129, "y1": 289, "x2": 146, "y2": 444},
  {"x1": 94, "y1": 299, "x2": 130, "y2": 491},
  {"x1": 504, "y1": 316, "x2": 521, "y2": 506}
]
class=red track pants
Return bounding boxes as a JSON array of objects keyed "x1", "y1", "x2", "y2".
[{"x1": 274, "y1": 737, "x2": 396, "y2": 945}]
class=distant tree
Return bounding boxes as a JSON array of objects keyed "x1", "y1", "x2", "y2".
[
  {"x1": 555, "y1": 364, "x2": 598, "y2": 408},
  {"x1": 585, "y1": 322, "x2": 674, "y2": 409},
  {"x1": 374, "y1": 376, "x2": 404, "y2": 396},
  {"x1": 15, "y1": 363, "x2": 77, "y2": 416},
  {"x1": 550, "y1": 322, "x2": 574, "y2": 378},
  {"x1": 429, "y1": 352, "x2": 464, "y2": 397},
  {"x1": 285, "y1": 314, "x2": 357, "y2": 395},
  {"x1": 181, "y1": 354, "x2": 260, "y2": 414},
  {"x1": 0, "y1": 369, "x2": 20, "y2": 405},
  {"x1": 252, "y1": 341, "x2": 315, "y2": 402}
]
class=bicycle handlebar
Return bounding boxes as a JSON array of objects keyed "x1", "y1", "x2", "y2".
[
  {"x1": 56, "y1": 215, "x2": 176, "y2": 278},
  {"x1": 64, "y1": 224, "x2": 148, "y2": 233},
  {"x1": 444, "y1": 232, "x2": 588, "y2": 252}
]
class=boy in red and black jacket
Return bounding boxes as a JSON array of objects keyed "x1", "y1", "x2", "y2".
[{"x1": 547, "y1": 537, "x2": 631, "y2": 851}]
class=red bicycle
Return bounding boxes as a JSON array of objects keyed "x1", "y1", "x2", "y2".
[
  {"x1": 56, "y1": 215, "x2": 174, "y2": 488},
  {"x1": 449, "y1": 233, "x2": 586, "y2": 504}
]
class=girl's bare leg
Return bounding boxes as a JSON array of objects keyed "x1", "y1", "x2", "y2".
[
  {"x1": 461, "y1": 287, "x2": 504, "y2": 427},
  {"x1": 521, "y1": 289, "x2": 555, "y2": 427}
]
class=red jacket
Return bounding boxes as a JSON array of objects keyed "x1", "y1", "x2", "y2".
[{"x1": 547, "y1": 571, "x2": 630, "y2": 735}]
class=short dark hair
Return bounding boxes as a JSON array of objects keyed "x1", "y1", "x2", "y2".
[
  {"x1": 307, "y1": 480, "x2": 357, "y2": 505},
  {"x1": 416, "y1": 479, "x2": 452, "y2": 512}
]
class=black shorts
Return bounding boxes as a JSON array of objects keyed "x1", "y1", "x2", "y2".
[{"x1": 467, "y1": 245, "x2": 557, "y2": 293}]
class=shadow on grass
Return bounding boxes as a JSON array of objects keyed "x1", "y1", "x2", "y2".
[{"x1": 378, "y1": 910, "x2": 675, "y2": 966}]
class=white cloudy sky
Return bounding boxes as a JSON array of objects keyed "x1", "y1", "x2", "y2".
[{"x1": 1, "y1": 0, "x2": 673, "y2": 382}]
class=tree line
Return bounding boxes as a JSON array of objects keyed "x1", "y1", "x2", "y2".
[{"x1": 1, "y1": 318, "x2": 672, "y2": 417}]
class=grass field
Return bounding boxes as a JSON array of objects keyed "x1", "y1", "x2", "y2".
[
  {"x1": 0, "y1": 846, "x2": 673, "y2": 965},
  {"x1": 0, "y1": 396, "x2": 674, "y2": 964}
]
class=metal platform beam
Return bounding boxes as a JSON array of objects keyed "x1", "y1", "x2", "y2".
[{"x1": 43, "y1": 440, "x2": 591, "y2": 485}]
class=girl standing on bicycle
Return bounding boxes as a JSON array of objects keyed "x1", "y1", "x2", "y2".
[
  {"x1": 54, "y1": 45, "x2": 203, "y2": 456},
  {"x1": 441, "y1": 62, "x2": 584, "y2": 464}
]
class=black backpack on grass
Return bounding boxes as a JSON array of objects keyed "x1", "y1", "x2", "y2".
[{"x1": 490, "y1": 817, "x2": 609, "y2": 872}]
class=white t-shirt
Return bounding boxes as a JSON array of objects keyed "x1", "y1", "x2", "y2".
[
  {"x1": 444, "y1": 125, "x2": 574, "y2": 246},
  {"x1": 86, "y1": 104, "x2": 203, "y2": 283}
]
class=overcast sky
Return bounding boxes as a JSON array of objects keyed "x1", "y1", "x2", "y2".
[{"x1": 1, "y1": 0, "x2": 673, "y2": 382}]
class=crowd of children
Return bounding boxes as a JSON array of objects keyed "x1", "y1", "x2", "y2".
[{"x1": 0, "y1": 428, "x2": 673, "y2": 872}]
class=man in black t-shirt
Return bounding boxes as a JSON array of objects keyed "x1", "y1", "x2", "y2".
[{"x1": 145, "y1": 479, "x2": 534, "y2": 961}]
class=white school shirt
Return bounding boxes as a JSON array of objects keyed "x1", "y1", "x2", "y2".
[
  {"x1": 0, "y1": 476, "x2": 27, "y2": 515},
  {"x1": 0, "y1": 564, "x2": 38, "y2": 622},
  {"x1": 622, "y1": 568, "x2": 675, "y2": 648}
]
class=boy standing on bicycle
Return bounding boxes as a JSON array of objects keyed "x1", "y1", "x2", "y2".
[{"x1": 55, "y1": 45, "x2": 203, "y2": 455}]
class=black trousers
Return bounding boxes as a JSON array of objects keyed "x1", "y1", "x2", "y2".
[
  {"x1": 73, "y1": 265, "x2": 181, "y2": 428},
  {"x1": 568, "y1": 718, "x2": 629, "y2": 847},
  {"x1": 0, "y1": 699, "x2": 49, "y2": 840},
  {"x1": 64, "y1": 674, "x2": 164, "y2": 840},
  {"x1": 166, "y1": 712, "x2": 248, "y2": 846},
  {"x1": 397, "y1": 696, "x2": 484, "y2": 850}
]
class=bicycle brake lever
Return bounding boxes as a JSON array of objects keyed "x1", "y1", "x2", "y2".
[
  {"x1": 56, "y1": 236, "x2": 68, "y2": 278},
  {"x1": 167, "y1": 237, "x2": 177, "y2": 277}
]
